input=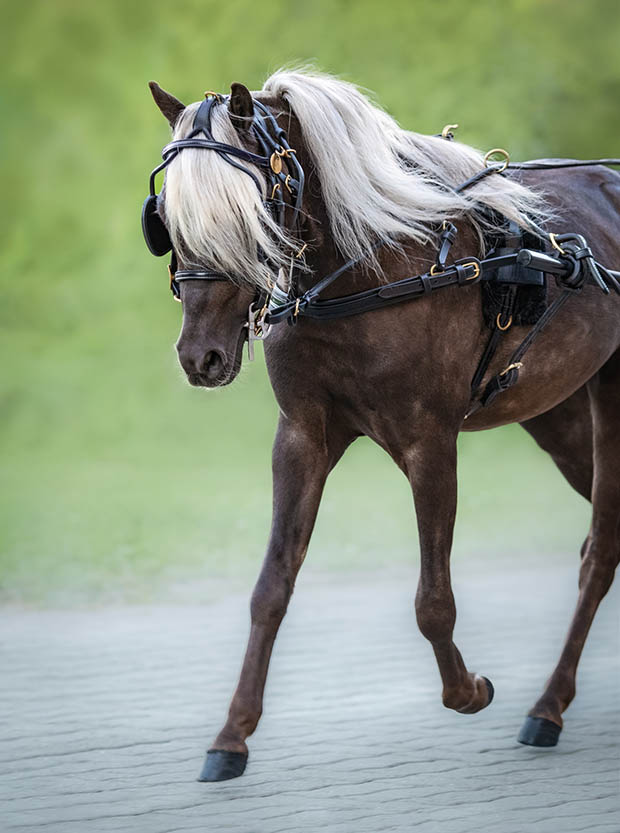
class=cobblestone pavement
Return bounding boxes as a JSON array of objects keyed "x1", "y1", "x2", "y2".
[{"x1": 2, "y1": 559, "x2": 619, "y2": 833}]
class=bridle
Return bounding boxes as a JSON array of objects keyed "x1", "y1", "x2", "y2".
[
  {"x1": 142, "y1": 91, "x2": 305, "y2": 354},
  {"x1": 142, "y1": 92, "x2": 620, "y2": 411}
]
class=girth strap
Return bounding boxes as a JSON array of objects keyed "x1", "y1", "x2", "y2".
[
  {"x1": 465, "y1": 288, "x2": 575, "y2": 418},
  {"x1": 469, "y1": 284, "x2": 517, "y2": 399}
]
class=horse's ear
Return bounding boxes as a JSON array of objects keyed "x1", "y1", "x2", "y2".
[
  {"x1": 228, "y1": 82, "x2": 254, "y2": 130},
  {"x1": 149, "y1": 81, "x2": 185, "y2": 128}
]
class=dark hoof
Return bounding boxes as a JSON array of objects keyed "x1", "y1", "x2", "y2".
[
  {"x1": 518, "y1": 716, "x2": 562, "y2": 747},
  {"x1": 482, "y1": 676, "x2": 494, "y2": 707},
  {"x1": 197, "y1": 749, "x2": 248, "y2": 782}
]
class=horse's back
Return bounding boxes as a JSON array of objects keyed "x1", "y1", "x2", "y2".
[{"x1": 522, "y1": 165, "x2": 620, "y2": 263}]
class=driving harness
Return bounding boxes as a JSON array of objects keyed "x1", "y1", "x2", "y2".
[{"x1": 142, "y1": 92, "x2": 620, "y2": 416}]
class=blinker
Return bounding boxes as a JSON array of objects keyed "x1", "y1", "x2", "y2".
[{"x1": 141, "y1": 194, "x2": 172, "y2": 256}]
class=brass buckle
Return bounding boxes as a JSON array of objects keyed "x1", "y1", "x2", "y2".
[
  {"x1": 430, "y1": 263, "x2": 442, "y2": 276},
  {"x1": 483, "y1": 147, "x2": 510, "y2": 172},
  {"x1": 441, "y1": 123, "x2": 459, "y2": 139},
  {"x1": 271, "y1": 182, "x2": 282, "y2": 200},
  {"x1": 499, "y1": 361, "x2": 523, "y2": 377},
  {"x1": 463, "y1": 261, "x2": 481, "y2": 280},
  {"x1": 204, "y1": 90, "x2": 223, "y2": 101},
  {"x1": 168, "y1": 264, "x2": 181, "y2": 302}
]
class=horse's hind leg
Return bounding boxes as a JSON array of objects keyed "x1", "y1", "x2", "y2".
[
  {"x1": 405, "y1": 430, "x2": 495, "y2": 716},
  {"x1": 520, "y1": 384, "x2": 593, "y2": 559},
  {"x1": 520, "y1": 384, "x2": 593, "y2": 502},
  {"x1": 518, "y1": 355, "x2": 620, "y2": 746}
]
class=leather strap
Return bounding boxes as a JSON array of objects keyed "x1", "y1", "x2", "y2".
[
  {"x1": 174, "y1": 270, "x2": 229, "y2": 282},
  {"x1": 508, "y1": 158, "x2": 620, "y2": 170},
  {"x1": 469, "y1": 284, "x2": 517, "y2": 398},
  {"x1": 266, "y1": 258, "x2": 482, "y2": 324},
  {"x1": 466, "y1": 288, "x2": 575, "y2": 417}
]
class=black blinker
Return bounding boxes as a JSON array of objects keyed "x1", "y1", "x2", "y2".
[{"x1": 141, "y1": 194, "x2": 172, "y2": 256}]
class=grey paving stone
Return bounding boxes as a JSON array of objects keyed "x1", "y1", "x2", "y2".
[{"x1": 1, "y1": 560, "x2": 619, "y2": 832}]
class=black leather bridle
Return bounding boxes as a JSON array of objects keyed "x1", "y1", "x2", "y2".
[
  {"x1": 142, "y1": 92, "x2": 304, "y2": 300},
  {"x1": 142, "y1": 93, "x2": 620, "y2": 411}
]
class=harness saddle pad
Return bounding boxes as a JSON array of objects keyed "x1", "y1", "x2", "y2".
[{"x1": 482, "y1": 221, "x2": 547, "y2": 327}]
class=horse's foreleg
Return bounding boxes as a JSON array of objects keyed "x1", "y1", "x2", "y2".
[
  {"x1": 519, "y1": 352, "x2": 620, "y2": 747},
  {"x1": 198, "y1": 415, "x2": 342, "y2": 781},
  {"x1": 407, "y1": 432, "x2": 494, "y2": 715}
]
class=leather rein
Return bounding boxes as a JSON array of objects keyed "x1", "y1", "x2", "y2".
[{"x1": 142, "y1": 94, "x2": 620, "y2": 413}]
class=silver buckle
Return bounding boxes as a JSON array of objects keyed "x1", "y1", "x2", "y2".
[{"x1": 244, "y1": 304, "x2": 271, "y2": 361}]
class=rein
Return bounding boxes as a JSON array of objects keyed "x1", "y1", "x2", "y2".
[{"x1": 142, "y1": 95, "x2": 620, "y2": 414}]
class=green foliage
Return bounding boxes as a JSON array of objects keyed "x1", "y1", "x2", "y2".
[{"x1": 2, "y1": 0, "x2": 613, "y2": 602}]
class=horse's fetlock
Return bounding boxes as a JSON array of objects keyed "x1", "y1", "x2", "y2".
[{"x1": 442, "y1": 684, "x2": 473, "y2": 711}]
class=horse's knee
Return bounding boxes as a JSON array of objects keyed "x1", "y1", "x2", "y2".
[
  {"x1": 250, "y1": 571, "x2": 293, "y2": 626},
  {"x1": 415, "y1": 589, "x2": 455, "y2": 643}
]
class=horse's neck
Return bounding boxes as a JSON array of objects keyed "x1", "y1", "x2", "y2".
[
  {"x1": 297, "y1": 194, "x2": 482, "y2": 298},
  {"x1": 268, "y1": 98, "x2": 481, "y2": 294}
]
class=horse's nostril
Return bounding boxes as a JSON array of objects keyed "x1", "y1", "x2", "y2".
[
  {"x1": 202, "y1": 351, "x2": 225, "y2": 381},
  {"x1": 176, "y1": 344, "x2": 226, "y2": 383}
]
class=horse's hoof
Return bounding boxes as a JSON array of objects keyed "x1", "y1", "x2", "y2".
[
  {"x1": 197, "y1": 749, "x2": 248, "y2": 782},
  {"x1": 482, "y1": 676, "x2": 494, "y2": 706},
  {"x1": 517, "y1": 716, "x2": 562, "y2": 747}
]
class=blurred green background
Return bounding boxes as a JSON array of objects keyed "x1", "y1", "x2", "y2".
[{"x1": 2, "y1": 0, "x2": 617, "y2": 604}]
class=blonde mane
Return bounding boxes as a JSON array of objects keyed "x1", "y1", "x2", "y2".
[{"x1": 163, "y1": 69, "x2": 548, "y2": 286}]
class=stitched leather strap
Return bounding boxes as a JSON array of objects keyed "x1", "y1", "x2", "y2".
[
  {"x1": 174, "y1": 270, "x2": 229, "y2": 282},
  {"x1": 266, "y1": 259, "x2": 483, "y2": 323}
]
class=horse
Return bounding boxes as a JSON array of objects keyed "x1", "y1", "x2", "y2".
[{"x1": 142, "y1": 70, "x2": 620, "y2": 781}]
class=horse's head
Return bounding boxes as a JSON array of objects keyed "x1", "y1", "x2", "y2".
[{"x1": 143, "y1": 82, "x2": 302, "y2": 387}]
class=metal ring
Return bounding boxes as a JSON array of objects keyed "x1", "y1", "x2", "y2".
[
  {"x1": 430, "y1": 264, "x2": 443, "y2": 276},
  {"x1": 271, "y1": 182, "x2": 281, "y2": 200},
  {"x1": 204, "y1": 90, "x2": 223, "y2": 101},
  {"x1": 496, "y1": 312, "x2": 512, "y2": 331},
  {"x1": 483, "y1": 148, "x2": 510, "y2": 172}
]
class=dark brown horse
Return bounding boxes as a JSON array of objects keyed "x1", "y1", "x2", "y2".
[{"x1": 145, "y1": 71, "x2": 620, "y2": 781}]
